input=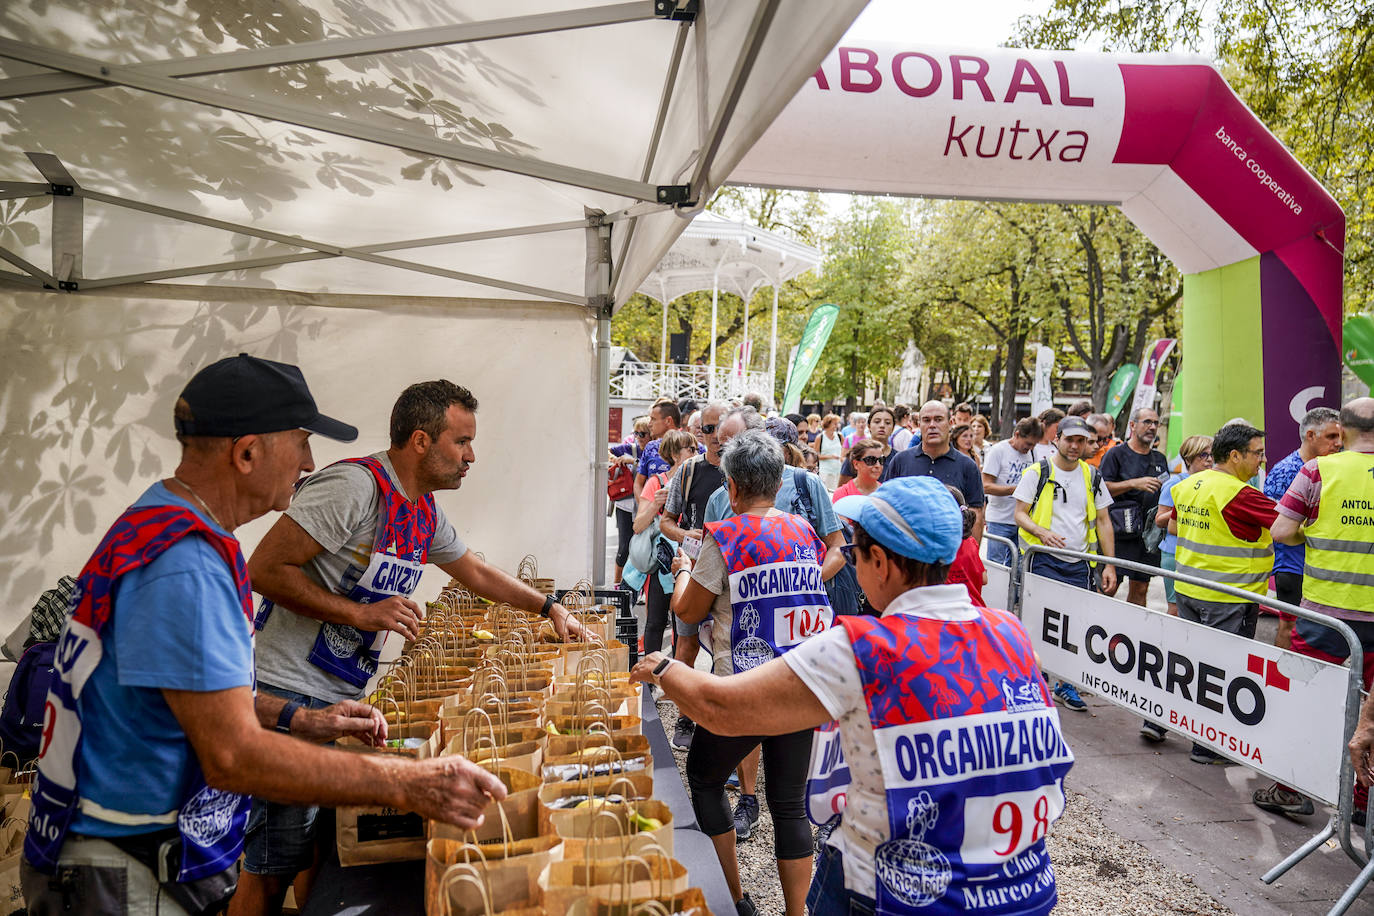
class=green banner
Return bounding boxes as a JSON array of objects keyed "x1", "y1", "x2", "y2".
[
  {"x1": 1344, "y1": 315, "x2": 1374, "y2": 392},
  {"x1": 781, "y1": 304, "x2": 840, "y2": 414},
  {"x1": 1105, "y1": 364, "x2": 1140, "y2": 416},
  {"x1": 1166, "y1": 367, "x2": 1184, "y2": 461}
]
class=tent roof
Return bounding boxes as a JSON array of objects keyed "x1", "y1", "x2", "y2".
[
  {"x1": 0, "y1": 1, "x2": 865, "y2": 307},
  {"x1": 635, "y1": 209, "x2": 821, "y2": 303}
]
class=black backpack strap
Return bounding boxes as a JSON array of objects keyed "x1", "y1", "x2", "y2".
[
  {"x1": 791, "y1": 467, "x2": 815, "y2": 527},
  {"x1": 1030, "y1": 458, "x2": 1053, "y2": 507}
]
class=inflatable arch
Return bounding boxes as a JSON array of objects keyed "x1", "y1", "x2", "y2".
[{"x1": 732, "y1": 43, "x2": 1345, "y2": 451}]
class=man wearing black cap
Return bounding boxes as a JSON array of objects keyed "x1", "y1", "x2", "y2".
[
  {"x1": 237, "y1": 379, "x2": 590, "y2": 915},
  {"x1": 23, "y1": 356, "x2": 506, "y2": 916}
]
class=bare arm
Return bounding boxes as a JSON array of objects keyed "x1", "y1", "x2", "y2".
[
  {"x1": 669, "y1": 571, "x2": 717, "y2": 625},
  {"x1": 1095, "y1": 506, "x2": 1118, "y2": 594},
  {"x1": 253, "y1": 693, "x2": 387, "y2": 745},
  {"x1": 1271, "y1": 513, "x2": 1305, "y2": 546},
  {"x1": 660, "y1": 513, "x2": 689, "y2": 544},
  {"x1": 630, "y1": 652, "x2": 830, "y2": 737},
  {"x1": 633, "y1": 472, "x2": 647, "y2": 503},
  {"x1": 247, "y1": 515, "x2": 421, "y2": 641},
  {"x1": 438, "y1": 551, "x2": 591, "y2": 641},
  {"x1": 1015, "y1": 500, "x2": 1064, "y2": 549},
  {"x1": 632, "y1": 489, "x2": 665, "y2": 535},
  {"x1": 982, "y1": 472, "x2": 1017, "y2": 498},
  {"x1": 1105, "y1": 477, "x2": 1162, "y2": 497},
  {"x1": 1155, "y1": 504, "x2": 1173, "y2": 528},
  {"x1": 820, "y1": 529, "x2": 845, "y2": 582},
  {"x1": 972, "y1": 505, "x2": 985, "y2": 543},
  {"x1": 164, "y1": 686, "x2": 504, "y2": 824}
]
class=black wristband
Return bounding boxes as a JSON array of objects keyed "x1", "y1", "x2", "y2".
[
  {"x1": 540, "y1": 594, "x2": 556, "y2": 618},
  {"x1": 276, "y1": 699, "x2": 302, "y2": 734}
]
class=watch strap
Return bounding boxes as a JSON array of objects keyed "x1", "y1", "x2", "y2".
[
  {"x1": 276, "y1": 699, "x2": 303, "y2": 734},
  {"x1": 652, "y1": 656, "x2": 675, "y2": 678},
  {"x1": 540, "y1": 594, "x2": 556, "y2": 618}
]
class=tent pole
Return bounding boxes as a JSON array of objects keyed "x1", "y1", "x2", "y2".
[
  {"x1": 587, "y1": 210, "x2": 613, "y2": 587},
  {"x1": 769, "y1": 283, "x2": 779, "y2": 408},
  {"x1": 709, "y1": 266, "x2": 720, "y2": 400},
  {"x1": 660, "y1": 281, "x2": 669, "y2": 366}
]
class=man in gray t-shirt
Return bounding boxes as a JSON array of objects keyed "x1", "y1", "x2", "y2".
[{"x1": 237, "y1": 380, "x2": 591, "y2": 915}]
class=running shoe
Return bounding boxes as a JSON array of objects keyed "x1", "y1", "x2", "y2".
[
  {"x1": 671, "y1": 714, "x2": 696, "y2": 751},
  {"x1": 734, "y1": 794, "x2": 761, "y2": 841},
  {"x1": 1189, "y1": 744, "x2": 1236, "y2": 765},
  {"x1": 1052, "y1": 682, "x2": 1087, "y2": 712},
  {"x1": 1252, "y1": 783, "x2": 1315, "y2": 817},
  {"x1": 1139, "y1": 721, "x2": 1167, "y2": 743}
]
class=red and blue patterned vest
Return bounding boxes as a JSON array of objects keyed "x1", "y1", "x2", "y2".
[
  {"x1": 27, "y1": 504, "x2": 254, "y2": 881},
  {"x1": 705, "y1": 512, "x2": 832, "y2": 672},
  {"x1": 257, "y1": 457, "x2": 437, "y2": 690},
  {"x1": 837, "y1": 608, "x2": 1073, "y2": 915}
]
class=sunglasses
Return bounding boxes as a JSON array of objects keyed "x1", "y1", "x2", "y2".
[
  {"x1": 857, "y1": 454, "x2": 886, "y2": 467},
  {"x1": 701, "y1": 424, "x2": 718, "y2": 435},
  {"x1": 635, "y1": 431, "x2": 649, "y2": 438},
  {"x1": 839, "y1": 543, "x2": 858, "y2": 564}
]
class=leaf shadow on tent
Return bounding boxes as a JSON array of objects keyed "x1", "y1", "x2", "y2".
[{"x1": 0, "y1": 291, "x2": 325, "y2": 614}]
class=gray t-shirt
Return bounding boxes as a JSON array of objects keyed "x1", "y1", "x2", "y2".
[
  {"x1": 982, "y1": 439, "x2": 1036, "y2": 525},
  {"x1": 254, "y1": 451, "x2": 467, "y2": 702}
]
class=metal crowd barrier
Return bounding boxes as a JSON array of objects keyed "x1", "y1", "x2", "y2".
[
  {"x1": 1011, "y1": 543, "x2": 1372, "y2": 916},
  {"x1": 981, "y1": 532, "x2": 1019, "y2": 612}
]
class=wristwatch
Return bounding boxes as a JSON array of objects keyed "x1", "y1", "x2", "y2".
[
  {"x1": 540, "y1": 594, "x2": 557, "y2": 619},
  {"x1": 652, "y1": 656, "x2": 677, "y2": 682},
  {"x1": 276, "y1": 699, "x2": 302, "y2": 734}
]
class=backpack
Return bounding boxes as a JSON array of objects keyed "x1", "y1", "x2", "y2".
[
  {"x1": 0, "y1": 640, "x2": 57, "y2": 764},
  {"x1": 788, "y1": 468, "x2": 862, "y2": 614}
]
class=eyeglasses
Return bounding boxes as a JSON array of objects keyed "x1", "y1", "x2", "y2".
[
  {"x1": 1246, "y1": 448, "x2": 1266, "y2": 457},
  {"x1": 635, "y1": 431, "x2": 649, "y2": 438},
  {"x1": 701, "y1": 424, "x2": 718, "y2": 435},
  {"x1": 858, "y1": 454, "x2": 886, "y2": 467}
]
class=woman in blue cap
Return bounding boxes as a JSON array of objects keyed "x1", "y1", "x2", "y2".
[{"x1": 633, "y1": 475, "x2": 1074, "y2": 915}]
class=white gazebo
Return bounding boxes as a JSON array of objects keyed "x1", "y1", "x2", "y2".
[{"x1": 631, "y1": 211, "x2": 822, "y2": 404}]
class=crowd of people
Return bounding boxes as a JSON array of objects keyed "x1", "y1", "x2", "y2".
[{"x1": 614, "y1": 387, "x2": 1374, "y2": 914}]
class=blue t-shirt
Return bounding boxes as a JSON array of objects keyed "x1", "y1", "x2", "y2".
[
  {"x1": 1157, "y1": 472, "x2": 1186, "y2": 554},
  {"x1": 881, "y1": 447, "x2": 985, "y2": 507},
  {"x1": 703, "y1": 468, "x2": 841, "y2": 538},
  {"x1": 1265, "y1": 448, "x2": 1306, "y2": 574},
  {"x1": 71, "y1": 483, "x2": 255, "y2": 837}
]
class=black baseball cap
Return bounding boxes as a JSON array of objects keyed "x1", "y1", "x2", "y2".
[
  {"x1": 1058, "y1": 416, "x2": 1094, "y2": 438},
  {"x1": 176, "y1": 354, "x2": 358, "y2": 442}
]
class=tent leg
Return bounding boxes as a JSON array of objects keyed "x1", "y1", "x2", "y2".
[
  {"x1": 709, "y1": 269, "x2": 719, "y2": 401},
  {"x1": 587, "y1": 210, "x2": 612, "y2": 587},
  {"x1": 769, "y1": 284, "x2": 778, "y2": 407}
]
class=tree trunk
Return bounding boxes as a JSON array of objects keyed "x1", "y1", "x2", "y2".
[
  {"x1": 1000, "y1": 333, "x2": 1028, "y2": 435},
  {"x1": 988, "y1": 348, "x2": 1004, "y2": 435}
]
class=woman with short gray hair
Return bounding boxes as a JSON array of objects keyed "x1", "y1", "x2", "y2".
[{"x1": 667, "y1": 428, "x2": 833, "y2": 915}]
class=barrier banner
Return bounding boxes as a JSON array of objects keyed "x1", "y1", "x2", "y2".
[
  {"x1": 1021, "y1": 572, "x2": 1347, "y2": 804},
  {"x1": 984, "y1": 561, "x2": 1012, "y2": 613}
]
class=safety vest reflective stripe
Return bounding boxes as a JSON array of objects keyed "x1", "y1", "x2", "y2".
[
  {"x1": 1173, "y1": 469, "x2": 1273, "y2": 603},
  {"x1": 1306, "y1": 536, "x2": 1374, "y2": 555},
  {"x1": 1303, "y1": 450, "x2": 1374, "y2": 614},
  {"x1": 1019, "y1": 460, "x2": 1098, "y2": 552},
  {"x1": 78, "y1": 798, "x2": 178, "y2": 826},
  {"x1": 1174, "y1": 536, "x2": 1274, "y2": 559}
]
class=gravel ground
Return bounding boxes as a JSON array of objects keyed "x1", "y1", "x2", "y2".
[{"x1": 657, "y1": 696, "x2": 1232, "y2": 915}]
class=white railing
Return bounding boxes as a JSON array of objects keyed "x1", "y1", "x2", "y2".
[{"x1": 610, "y1": 361, "x2": 774, "y2": 404}]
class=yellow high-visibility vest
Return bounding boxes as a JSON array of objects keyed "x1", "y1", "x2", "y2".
[
  {"x1": 1172, "y1": 469, "x2": 1273, "y2": 604},
  {"x1": 1018, "y1": 459, "x2": 1099, "y2": 553},
  {"x1": 1302, "y1": 450, "x2": 1374, "y2": 614}
]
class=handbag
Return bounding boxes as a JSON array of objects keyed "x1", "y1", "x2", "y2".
[
  {"x1": 625, "y1": 475, "x2": 667, "y2": 574},
  {"x1": 1109, "y1": 503, "x2": 1143, "y2": 540},
  {"x1": 607, "y1": 464, "x2": 633, "y2": 502}
]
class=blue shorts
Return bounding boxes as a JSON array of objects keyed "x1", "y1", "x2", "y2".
[{"x1": 241, "y1": 683, "x2": 336, "y2": 878}]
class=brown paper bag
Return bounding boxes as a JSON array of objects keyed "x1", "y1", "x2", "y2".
[
  {"x1": 337, "y1": 803, "x2": 427, "y2": 866},
  {"x1": 549, "y1": 799, "x2": 674, "y2": 860},
  {"x1": 559, "y1": 641, "x2": 630, "y2": 674},
  {"x1": 538, "y1": 770, "x2": 655, "y2": 833},
  {"x1": 424, "y1": 822, "x2": 561, "y2": 916},
  {"x1": 545, "y1": 712, "x2": 641, "y2": 738},
  {"x1": 540, "y1": 850, "x2": 689, "y2": 916},
  {"x1": 566, "y1": 886, "x2": 714, "y2": 916},
  {"x1": 432, "y1": 858, "x2": 546, "y2": 916}
]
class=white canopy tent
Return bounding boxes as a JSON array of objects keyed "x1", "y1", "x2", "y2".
[
  {"x1": 0, "y1": 0, "x2": 866, "y2": 617},
  {"x1": 635, "y1": 210, "x2": 821, "y2": 402}
]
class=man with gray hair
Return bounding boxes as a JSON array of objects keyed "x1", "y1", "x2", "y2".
[{"x1": 1263, "y1": 405, "x2": 1342, "y2": 650}]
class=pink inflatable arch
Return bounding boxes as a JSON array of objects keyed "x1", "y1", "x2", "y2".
[{"x1": 732, "y1": 43, "x2": 1345, "y2": 450}]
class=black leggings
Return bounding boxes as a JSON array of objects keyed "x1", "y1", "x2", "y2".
[
  {"x1": 685, "y1": 724, "x2": 814, "y2": 860},
  {"x1": 645, "y1": 570, "x2": 670, "y2": 655},
  {"x1": 614, "y1": 506, "x2": 635, "y2": 570}
]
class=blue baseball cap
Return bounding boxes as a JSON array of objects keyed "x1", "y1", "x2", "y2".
[{"x1": 833, "y1": 476, "x2": 963, "y2": 564}]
